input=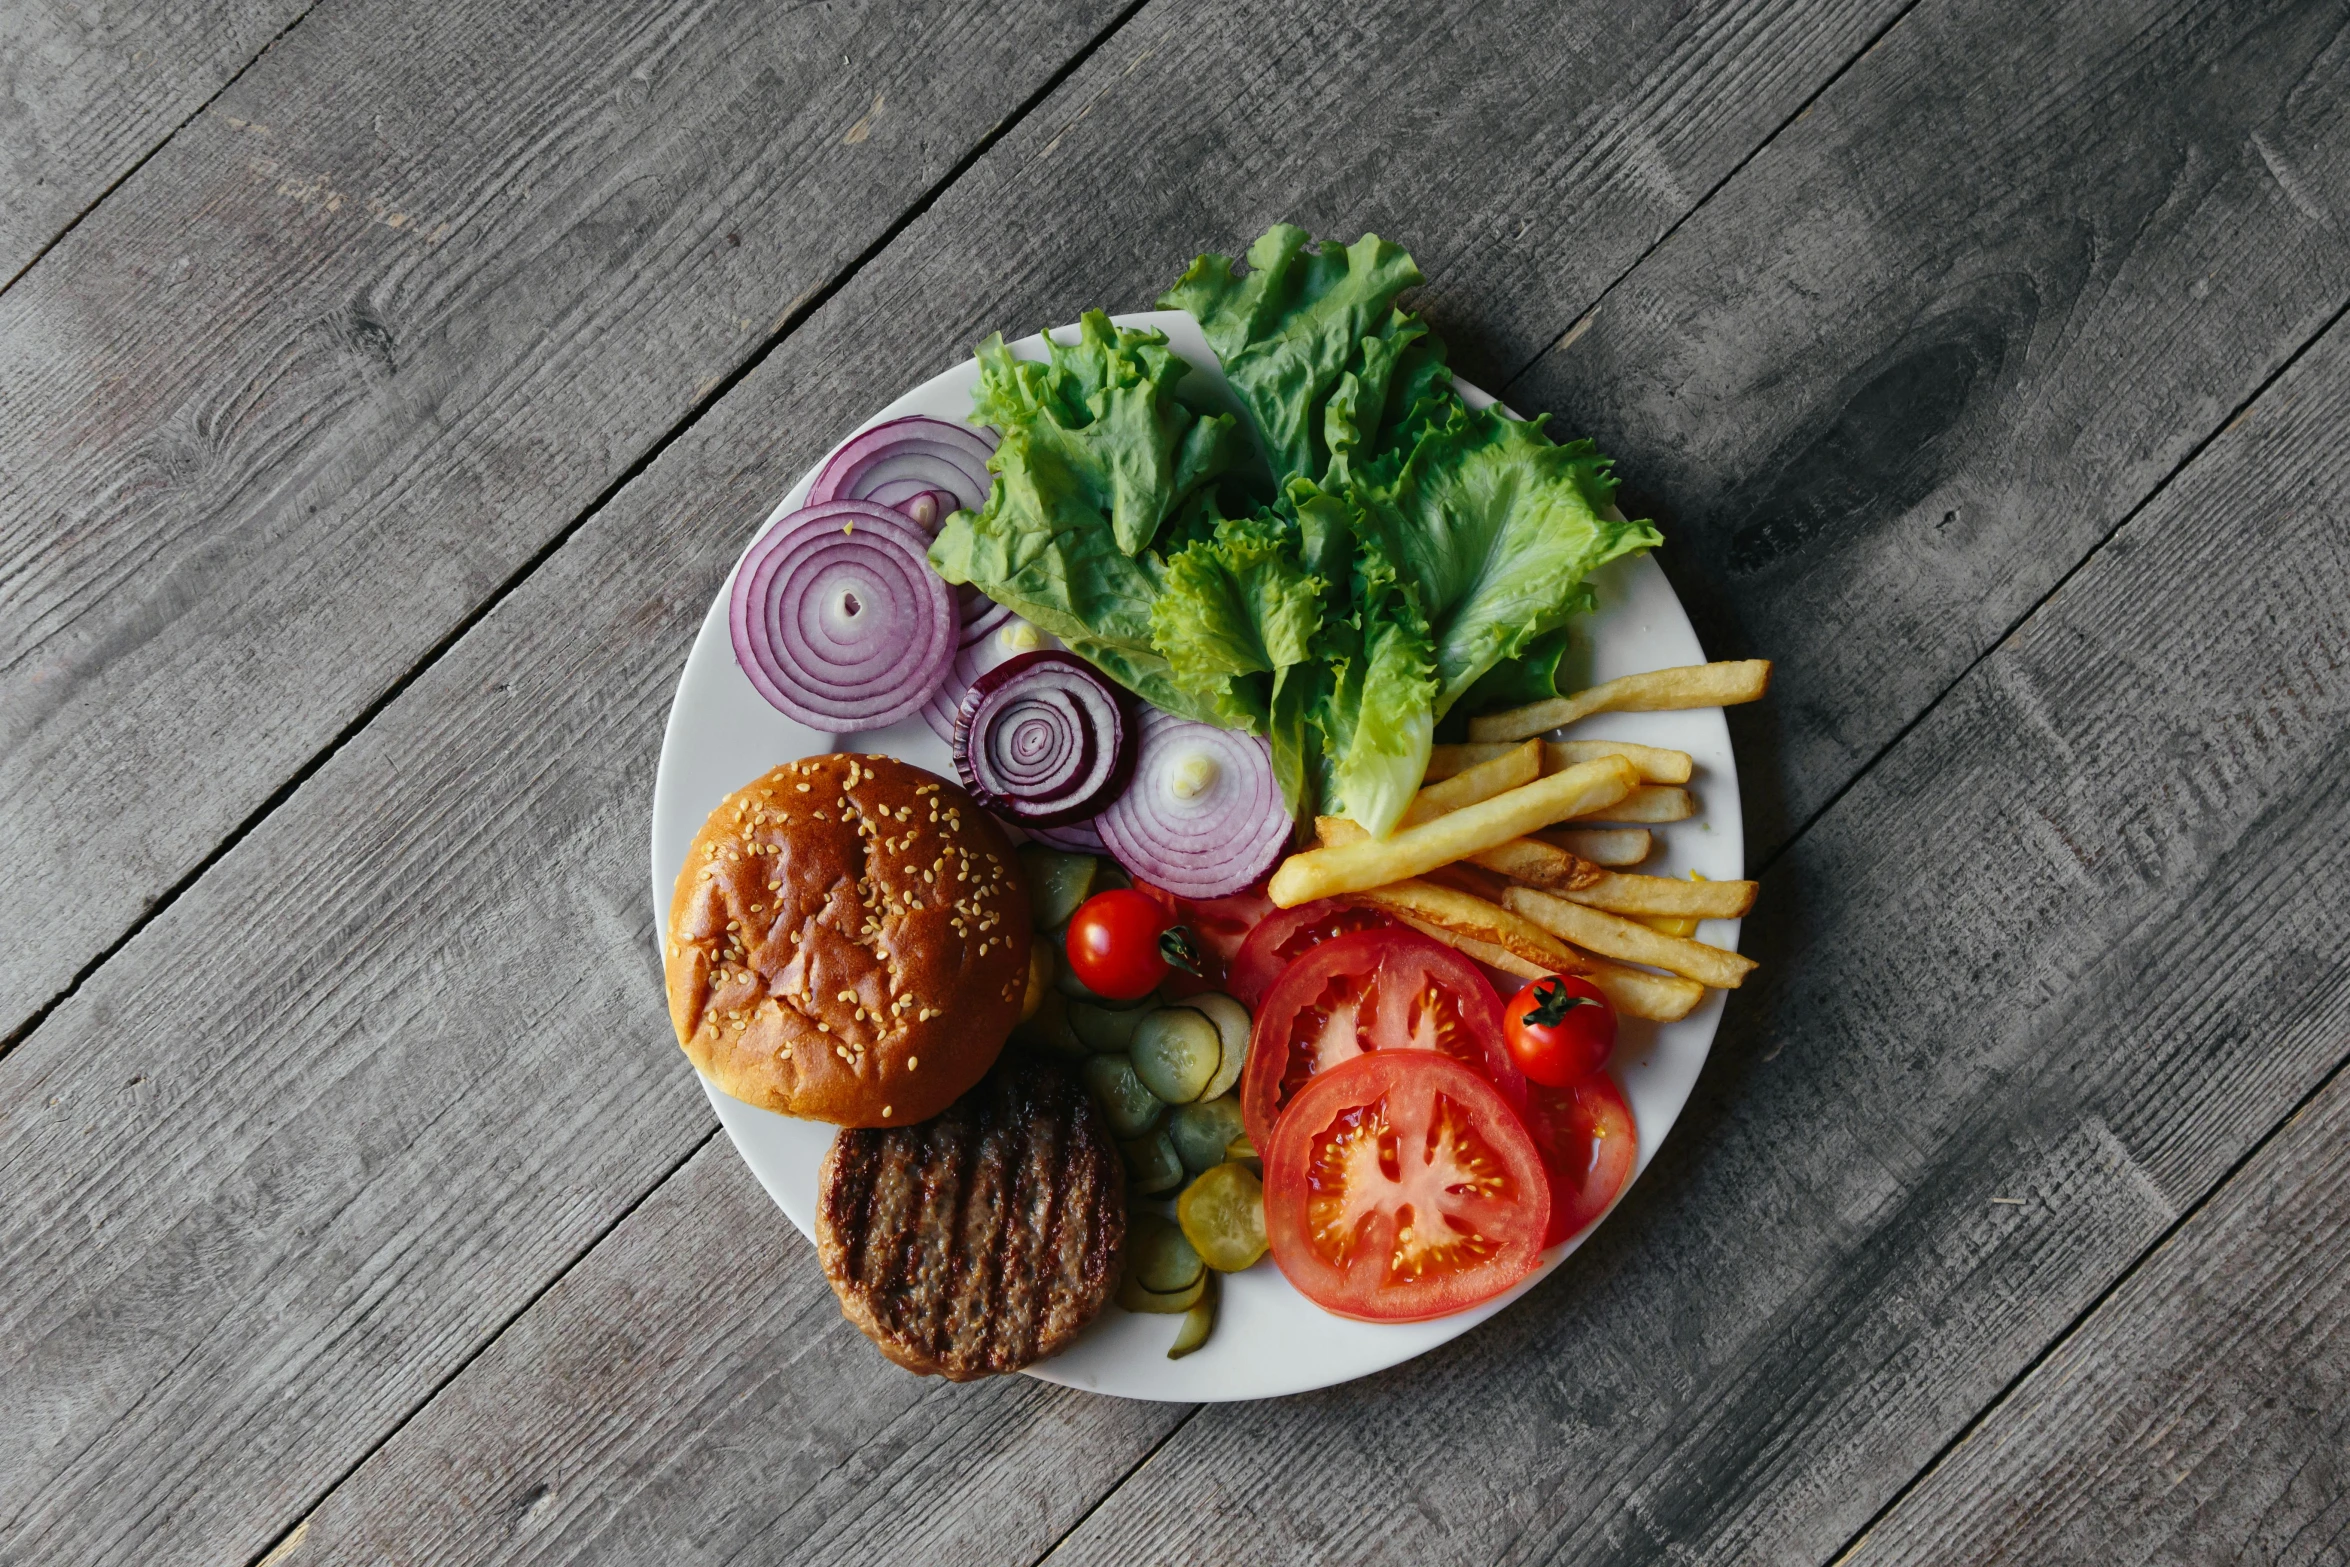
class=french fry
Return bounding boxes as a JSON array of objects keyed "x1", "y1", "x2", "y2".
[
  {"x1": 1542, "y1": 827, "x2": 1651, "y2": 866},
  {"x1": 1401, "y1": 739, "x2": 1539, "y2": 826},
  {"x1": 1503, "y1": 885, "x2": 1757, "y2": 989},
  {"x1": 1561, "y1": 872, "x2": 1757, "y2": 920},
  {"x1": 1427, "y1": 739, "x2": 1694, "y2": 786},
  {"x1": 1568, "y1": 784, "x2": 1694, "y2": 823},
  {"x1": 1345, "y1": 880, "x2": 1590, "y2": 973},
  {"x1": 1383, "y1": 912, "x2": 1706, "y2": 1022},
  {"x1": 1468, "y1": 660, "x2": 1773, "y2": 743},
  {"x1": 1465, "y1": 836, "x2": 1605, "y2": 892},
  {"x1": 1269, "y1": 757, "x2": 1638, "y2": 907},
  {"x1": 1578, "y1": 956, "x2": 1710, "y2": 1022}
]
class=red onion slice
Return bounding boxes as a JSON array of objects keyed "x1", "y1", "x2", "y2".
[
  {"x1": 1022, "y1": 816, "x2": 1107, "y2": 854},
  {"x1": 1097, "y1": 710, "x2": 1290, "y2": 898},
  {"x1": 809, "y1": 416, "x2": 995, "y2": 520},
  {"x1": 922, "y1": 614, "x2": 1056, "y2": 743},
  {"x1": 954, "y1": 652, "x2": 1136, "y2": 827},
  {"x1": 728, "y1": 499, "x2": 955, "y2": 731}
]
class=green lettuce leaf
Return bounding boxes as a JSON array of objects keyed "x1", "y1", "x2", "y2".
[
  {"x1": 931, "y1": 313, "x2": 1243, "y2": 722},
  {"x1": 1336, "y1": 404, "x2": 1661, "y2": 715},
  {"x1": 1313, "y1": 531, "x2": 1439, "y2": 838},
  {"x1": 1159, "y1": 225, "x2": 1423, "y2": 489}
]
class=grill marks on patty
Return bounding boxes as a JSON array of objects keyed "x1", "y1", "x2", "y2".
[{"x1": 818, "y1": 1057, "x2": 1124, "y2": 1378}]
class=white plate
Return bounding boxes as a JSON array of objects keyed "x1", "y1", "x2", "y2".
[{"x1": 651, "y1": 311, "x2": 1740, "y2": 1401}]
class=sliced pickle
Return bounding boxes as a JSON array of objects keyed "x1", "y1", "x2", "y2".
[
  {"x1": 1127, "y1": 1210, "x2": 1206, "y2": 1293},
  {"x1": 1177, "y1": 1161, "x2": 1269, "y2": 1272},
  {"x1": 1013, "y1": 990, "x2": 1085, "y2": 1057},
  {"x1": 1020, "y1": 942, "x2": 1054, "y2": 1023},
  {"x1": 1224, "y1": 1131, "x2": 1259, "y2": 1163},
  {"x1": 1018, "y1": 848, "x2": 1097, "y2": 930},
  {"x1": 1069, "y1": 1000, "x2": 1147, "y2": 1054},
  {"x1": 1118, "y1": 1269, "x2": 1207, "y2": 1314},
  {"x1": 1120, "y1": 1129, "x2": 1185, "y2": 1195},
  {"x1": 1080, "y1": 1054, "x2": 1164, "y2": 1138},
  {"x1": 1130, "y1": 1006, "x2": 1221, "y2": 1104},
  {"x1": 1182, "y1": 992, "x2": 1251, "y2": 1101},
  {"x1": 1169, "y1": 1095, "x2": 1248, "y2": 1174},
  {"x1": 1167, "y1": 1270, "x2": 1219, "y2": 1359}
]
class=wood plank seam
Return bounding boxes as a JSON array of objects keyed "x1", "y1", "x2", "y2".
[
  {"x1": 1821, "y1": 1041, "x2": 2350, "y2": 1567},
  {"x1": 1492, "y1": 0, "x2": 1931, "y2": 392},
  {"x1": 1023, "y1": 1410, "x2": 1202, "y2": 1567},
  {"x1": 0, "y1": 0, "x2": 327, "y2": 301},
  {"x1": 1747, "y1": 284, "x2": 2350, "y2": 883},
  {"x1": 0, "y1": 0, "x2": 1159, "y2": 1070},
  {"x1": 233, "y1": 1123, "x2": 723, "y2": 1567}
]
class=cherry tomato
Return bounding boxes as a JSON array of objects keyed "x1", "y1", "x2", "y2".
[
  {"x1": 1130, "y1": 880, "x2": 1273, "y2": 995},
  {"x1": 1240, "y1": 927, "x2": 1524, "y2": 1151},
  {"x1": 1502, "y1": 973, "x2": 1617, "y2": 1088},
  {"x1": 1064, "y1": 889, "x2": 1198, "y2": 1001},
  {"x1": 1519, "y1": 1073, "x2": 1637, "y2": 1247},
  {"x1": 1225, "y1": 898, "x2": 1394, "y2": 1008},
  {"x1": 1263, "y1": 1050, "x2": 1551, "y2": 1321}
]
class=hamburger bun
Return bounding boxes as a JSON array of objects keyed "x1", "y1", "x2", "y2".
[{"x1": 664, "y1": 753, "x2": 1031, "y2": 1126}]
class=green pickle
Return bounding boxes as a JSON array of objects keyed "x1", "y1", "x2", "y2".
[
  {"x1": 1069, "y1": 1000, "x2": 1147, "y2": 1053},
  {"x1": 1017, "y1": 848, "x2": 1098, "y2": 930},
  {"x1": 1120, "y1": 1129, "x2": 1184, "y2": 1195},
  {"x1": 1177, "y1": 1161, "x2": 1269, "y2": 1272},
  {"x1": 1129, "y1": 1006, "x2": 1221, "y2": 1103},
  {"x1": 1169, "y1": 1095, "x2": 1247, "y2": 1173},
  {"x1": 1013, "y1": 990, "x2": 1086, "y2": 1057},
  {"x1": 1128, "y1": 1210, "x2": 1204, "y2": 1291},
  {"x1": 1167, "y1": 1270, "x2": 1219, "y2": 1359},
  {"x1": 1080, "y1": 1054, "x2": 1165, "y2": 1138},
  {"x1": 1180, "y1": 992, "x2": 1252, "y2": 1101},
  {"x1": 1118, "y1": 1270, "x2": 1207, "y2": 1314}
]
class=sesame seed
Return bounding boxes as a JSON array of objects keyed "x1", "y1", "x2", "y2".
[
  {"x1": 906, "y1": 1056, "x2": 918, "y2": 1070},
  {"x1": 881, "y1": 1105, "x2": 892, "y2": 1117}
]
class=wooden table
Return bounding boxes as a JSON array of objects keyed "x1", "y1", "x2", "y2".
[{"x1": 5, "y1": 0, "x2": 2346, "y2": 1560}]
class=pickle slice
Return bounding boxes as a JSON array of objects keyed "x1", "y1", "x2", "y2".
[
  {"x1": 1130, "y1": 1006, "x2": 1221, "y2": 1104},
  {"x1": 1118, "y1": 1270, "x2": 1207, "y2": 1314},
  {"x1": 1182, "y1": 992, "x2": 1252, "y2": 1102},
  {"x1": 1013, "y1": 989, "x2": 1085, "y2": 1057},
  {"x1": 1018, "y1": 848, "x2": 1097, "y2": 930},
  {"x1": 1167, "y1": 1270, "x2": 1219, "y2": 1359},
  {"x1": 1069, "y1": 1000, "x2": 1147, "y2": 1054},
  {"x1": 1079, "y1": 1054, "x2": 1164, "y2": 1138},
  {"x1": 1169, "y1": 1095, "x2": 1247, "y2": 1174},
  {"x1": 1128, "y1": 1210, "x2": 1205, "y2": 1293},
  {"x1": 1120, "y1": 1129, "x2": 1184, "y2": 1195},
  {"x1": 1177, "y1": 1161, "x2": 1269, "y2": 1273}
]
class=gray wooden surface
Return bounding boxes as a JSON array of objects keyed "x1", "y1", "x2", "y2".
[{"x1": 1, "y1": 0, "x2": 2344, "y2": 1563}]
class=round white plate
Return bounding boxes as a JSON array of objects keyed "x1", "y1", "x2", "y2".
[{"x1": 651, "y1": 311, "x2": 1740, "y2": 1401}]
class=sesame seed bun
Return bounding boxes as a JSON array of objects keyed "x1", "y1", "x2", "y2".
[{"x1": 664, "y1": 754, "x2": 1031, "y2": 1127}]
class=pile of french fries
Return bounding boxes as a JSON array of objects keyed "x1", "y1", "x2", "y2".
[{"x1": 1266, "y1": 661, "x2": 1771, "y2": 1023}]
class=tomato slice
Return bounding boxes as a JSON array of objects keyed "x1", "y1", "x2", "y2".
[
  {"x1": 1225, "y1": 898, "x2": 1394, "y2": 1008},
  {"x1": 1240, "y1": 927, "x2": 1523, "y2": 1151},
  {"x1": 1132, "y1": 879, "x2": 1275, "y2": 996},
  {"x1": 1519, "y1": 1073, "x2": 1637, "y2": 1247},
  {"x1": 1263, "y1": 1051, "x2": 1552, "y2": 1321}
]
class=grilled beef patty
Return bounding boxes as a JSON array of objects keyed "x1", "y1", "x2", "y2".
[{"x1": 816, "y1": 1053, "x2": 1124, "y2": 1379}]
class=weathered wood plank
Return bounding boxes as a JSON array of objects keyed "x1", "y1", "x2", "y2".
[
  {"x1": 0, "y1": 0, "x2": 1953, "y2": 1557},
  {"x1": 1510, "y1": 0, "x2": 2350, "y2": 857},
  {"x1": 1038, "y1": 210, "x2": 2350, "y2": 1567},
  {"x1": 1843, "y1": 1064, "x2": 2350, "y2": 1567},
  {"x1": 0, "y1": 0, "x2": 1129, "y2": 1038},
  {"x1": 0, "y1": 0, "x2": 308, "y2": 283},
  {"x1": 292, "y1": 1141, "x2": 1188, "y2": 1567}
]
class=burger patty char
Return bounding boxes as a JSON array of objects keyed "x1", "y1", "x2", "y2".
[{"x1": 816, "y1": 1053, "x2": 1124, "y2": 1379}]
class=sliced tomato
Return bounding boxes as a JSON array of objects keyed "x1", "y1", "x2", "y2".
[
  {"x1": 1132, "y1": 878, "x2": 1275, "y2": 996},
  {"x1": 1240, "y1": 927, "x2": 1523, "y2": 1150},
  {"x1": 1264, "y1": 1051, "x2": 1551, "y2": 1321},
  {"x1": 1519, "y1": 1073, "x2": 1637, "y2": 1247},
  {"x1": 1225, "y1": 898, "x2": 1394, "y2": 1008}
]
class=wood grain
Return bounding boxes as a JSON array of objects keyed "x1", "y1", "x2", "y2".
[
  {"x1": 1038, "y1": 250, "x2": 2350, "y2": 1563},
  {"x1": 290, "y1": 1141, "x2": 1188, "y2": 1567},
  {"x1": 0, "y1": 0, "x2": 1128, "y2": 1038},
  {"x1": 1511, "y1": 0, "x2": 2350, "y2": 859},
  {"x1": 1843, "y1": 1063, "x2": 2350, "y2": 1567},
  {"x1": 0, "y1": 0, "x2": 1948, "y2": 1557},
  {"x1": 0, "y1": 0, "x2": 310, "y2": 283}
]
